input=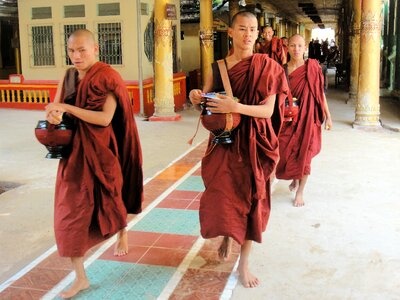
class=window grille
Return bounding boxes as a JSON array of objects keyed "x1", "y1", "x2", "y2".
[
  {"x1": 32, "y1": 7, "x2": 52, "y2": 19},
  {"x1": 98, "y1": 23, "x2": 123, "y2": 65},
  {"x1": 98, "y1": 3, "x2": 120, "y2": 16},
  {"x1": 64, "y1": 5, "x2": 85, "y2": 18},
  {"x1": 63, "y1": 24, "x2": 87, "y2": 65},
  {"x1": 31, "y1": 26, "x2": 55, "y2": 66}
]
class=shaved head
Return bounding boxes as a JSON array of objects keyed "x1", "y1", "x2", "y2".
[
  {"x1": 231, "y1": 11, "x2": 257, "y2": 28},
  {"x1": 289, "y1": 34, "x2": 305, "y2": 44},
  {"x1": 68, "y1": 29, "x2": 96, "y2": 45}
]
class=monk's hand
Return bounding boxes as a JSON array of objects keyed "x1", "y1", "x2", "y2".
[
  {"x1": 206, "y1": 94, "x2": 238, "y2": 114},
  {"x1": 189, "y1": 89, "x2": 203, "y2": 106},
  {"x1": 45, "y1": 103, "x2": 66, "y2": 125},
  {"x1": 325, "y1": 116, "x2": 333, "y2": 130}
]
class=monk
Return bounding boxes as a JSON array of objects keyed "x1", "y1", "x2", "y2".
[
  {"x1": 276, "y1": 34, "x2": 332, "y2": 207},
  {"x1": 45, "y1": 29, "x2": 143, "y2": 298},
  {"x1": 189, "y1": 12, "x2": 288, "y2": 288},
  {"x1": 256, "y1": 26, "x2": 287, "y2": 65}
]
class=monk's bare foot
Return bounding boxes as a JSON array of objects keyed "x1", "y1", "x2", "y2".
[
  {"x1": 238, "y1": 261, "x2": 259, "y2": 288},
  {"x1": 114, "y1": 228, "x2": 128, "y2": 256},
  {"x1": 59, "y1": 278, "x2": 89, "y2": 299},
  {"x1": 293, "y1": 192, "x2": 305, "y2": 207},
  {"x1": 289, "y1": 179, "x2": 299, "y2": 192},
  {"x1": 218, "y1": 236, "x2": 232, "y2": 261}
]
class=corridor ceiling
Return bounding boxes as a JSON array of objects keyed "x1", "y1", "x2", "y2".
[
  {"x1": 0, "y1": 0, "x2": 17, "y2": 18},
  {"x1": 261, "y1": 0, "x2": 344, "y2": 30}
]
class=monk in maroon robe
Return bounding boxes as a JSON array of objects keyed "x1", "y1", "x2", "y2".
[
  {"x1": 256, "y1": 26, "x2": 287, "y2": 65},
  {"x1": 276, "y1": 34, "x2": 332, "y2": 207},
  {"x1": 46, "y1": 29, "x2": 143, "y2": 298},
  {"x1": 189, "y1": 12, "x2": 288, "y2": 288}
]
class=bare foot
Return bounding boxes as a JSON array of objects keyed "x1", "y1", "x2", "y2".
[
  {"x1": 218, "y1": 236, "x2": 232, "y2": 261},
  {"x1": 59, "y1": 278, "x2": 89, "y2": 299},
  {"x1": 289, "y1": 179, "x2": 299, "y2": 192},
  {"x1": 293, "y1": 192, "x2": 305, "y2": 207},
  {"x1": 238, "y1": 261, "x2": 259, "y2": 288},
  {"x1": 114, "y1": 228, "x2": 129, "y2": 256}
]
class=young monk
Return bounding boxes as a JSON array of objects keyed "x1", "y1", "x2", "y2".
[
  {"x1": 256, "y1": 26, "x2": 287, "y2": 65},
  {"x1": 276, "y1": 34, "x2": 333, "y2": 207},
  {"x1": 45, "y1": 29, "x2": 143, "y2": 298},
  {"x1": 189, "y1": 12, "x2": 288, "y2": 288}
]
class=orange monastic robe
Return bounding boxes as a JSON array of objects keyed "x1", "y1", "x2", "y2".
[
  {"x1": 200, "y1": 54, "x2": 288, "y2": 244},
  {"x1": 276, "y1": 59, "x2": 325, "y2": 180},
  {"x1": 54, "y1": 62, "x2": 143, "y2": 257},
  {"x1": 258, "y1": 37, "x2": 286, "y2": 65}
]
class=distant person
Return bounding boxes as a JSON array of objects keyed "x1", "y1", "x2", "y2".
[
  {"x1": 256, "y1": 26, "x2": 287, "y2": 65},
  {"x1": 189, "y1": 12, "x2": 287, "y2": 288},
  {"x1": 45, "y1": 29, "x2": 143, "y2": 298},
  {"x1": 308, "y1": 39, "x2": 315, "y2": 58},
  {"x1": 313, "y1": 39, "x2": 322, "y2": 62},
  {"x1": 276, "y1": 34, "x2": 332, "y2": 207}
]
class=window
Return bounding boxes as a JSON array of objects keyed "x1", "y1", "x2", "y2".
[
  {"x1": 31, "y1": 26, "x2": 55, "y2": 66},
  {"x1": 98, "y1": 23, "x2": 122, "y2": 65},
  {"x1": 64, "y1": 5, "x2": 85, "y2": 18},
  {"x1": 63, "y1": 24, "x2": 87, "y2": 65},
  {"x1": 98, "y1": 3, "x2": 120, "y2": 16},
  {"x1": 32, "y1": 7, "x2": 52, "y2": 19}
]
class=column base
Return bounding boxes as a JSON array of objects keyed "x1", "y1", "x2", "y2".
[
  {"x1": 149, "y1": 114, "x2": 182, "y2": 122},
  {"x1": 347, "y1": 92, "x2": 357, "y2": 104},
  {"x1": 352, "y1": 122, "x2": 382, "y2": 131}
]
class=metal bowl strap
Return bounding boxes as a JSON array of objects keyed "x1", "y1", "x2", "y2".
[{"x1": 217, "y1": 59, "x2": 233, "y2": 98}]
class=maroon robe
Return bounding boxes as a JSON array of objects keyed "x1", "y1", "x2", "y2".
[
  {"x1": 200, "y1": 54, "x2": 288, "y2": 244},
  {"x1": 276, "y1": 59, "x2": 325, "y2": 180},
  {"x1": 259, "y1": 37, "x2": 286, "y2": 65},
  {"x1": 54, "y1": 62, "x2": 143, "y2": 257}
]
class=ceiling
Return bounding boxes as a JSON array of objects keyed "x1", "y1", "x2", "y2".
[{"x1": 260, "y1": 0, "x2": 344, "y2": 30}]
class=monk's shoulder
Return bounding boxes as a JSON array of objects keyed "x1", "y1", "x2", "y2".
[{"x1": 93, "y1": 64, "x2": 125, "y2": 88}]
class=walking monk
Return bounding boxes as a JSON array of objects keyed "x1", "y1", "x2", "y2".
[
  {"x1": 256, "y1": 26, "x2": 287, "y2": 65},
  {"x1": 45, "y1": 29, "x2": 143, "y2": 298},
  {"x1": 189, "y1": 12, "x2": 288, "y2": 288},
  {"x1": 276, "y1": 34, "x2": 332, "y2": 207}
]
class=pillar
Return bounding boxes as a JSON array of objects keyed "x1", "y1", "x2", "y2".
[
  {"x1": 353, "y1": 0, "x2": 382, "y2": 128},
  {"x1": 386, "y1": 0, "x2": 396, "y2": 89},
  {"x1": 348, "y1": 0, "x2": 362, "y2": 103},
  {"x1": 151, "y1": 0, "x2": 181, "y2": 121},
  {"x1": 381, "y1": 1, "x2": 389, "y2": 84},
  {"x1": 200, "y1": 0, "x2": 214, "y2": 86},
  {"x1": 395, "y1": 0, "x2": 400, "y2": 91}
]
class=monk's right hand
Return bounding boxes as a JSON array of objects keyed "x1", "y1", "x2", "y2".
[
  {"x1": 189, "y1": 89, "x2": 203, "y2": 106},
  {"x1": 46, "y1": 110, "x2": 63, "y2": 125}
]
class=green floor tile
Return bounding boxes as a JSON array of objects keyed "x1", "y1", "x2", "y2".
[
  {"x1": 176, "y1": 176, "x2": 205, "y2": 192},
  {"x1": 131, "y1": 208, "x2": 200, "y2": 236}
]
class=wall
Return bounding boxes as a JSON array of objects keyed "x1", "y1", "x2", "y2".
[
  {"x1": 17, "y1": 0, "x2": 182, "y2": 81},
  {"x1": 180, "y1": 23, "x2": 200, "y2": 73}
]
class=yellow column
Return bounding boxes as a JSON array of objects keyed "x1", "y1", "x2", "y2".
[
  {"x1": 15, "y1": 48, "x2": 21, "y2": 74},
  {"x1": 151, "y1": 0, "x2": 180, "y2": 121},
  {"x1": 354, "y1": 0, "x2": 382, "y2": 128},
  {"x1": 200, "y1": 0, "x2": 214, "y2": 85},
  {"x1": 348, "y1": 0, "x2": 361, "y2": 103}
]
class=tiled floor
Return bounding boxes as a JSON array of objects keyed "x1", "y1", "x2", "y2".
[{"x1": 0, "y1": 140, "x2": 240, "y2": 300}]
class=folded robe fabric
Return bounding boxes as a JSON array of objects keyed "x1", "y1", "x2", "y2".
[
  {"x1": 276, "y1": 58, "x2": 325, "y2": 180},
  {"x1": 54, "y1": 62, "x2": 143, "y2": 257},
  {"x1": 200, "y1": 54, "x2": 288, "y2": 244}
]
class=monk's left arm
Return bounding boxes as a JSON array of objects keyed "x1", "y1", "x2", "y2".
[
  {"x1": 323, "y1": 94, "x2": 333, "y2": 130},
  {"x1": 207, "y1": 94, "x2": 276, "y2": 118},
  {"x1": 46, "y1": 93, "x2": 117, "y2": 127}
]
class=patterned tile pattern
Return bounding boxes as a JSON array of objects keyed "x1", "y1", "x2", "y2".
[
  {"x1": 131, "y1": 208, "x2": 200, "y2": 236},
  {"x1": 175, "y1": 176, "x2": 205, "y2": 192}
]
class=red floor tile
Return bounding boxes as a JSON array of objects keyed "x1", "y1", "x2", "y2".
[
  {"x1": 138, "y1": 248, "x2": 188, "y2": 267},
  {"x1": 11, "y1": 268, "x2": 71, "y2": 291},
  {"x1": 165, "y1": 190, "x2": 200, "y2": 200},
  {"x1": 127, "y1": 231, "x2": 162, "y2": 247},
  {"x1": 201, "y1": 237, "x2": 241, "y2": 254},
  {"x1": 172, "y1": 269, "x2": 230, "y2": 295},
  {"x1": 187, "y1": 201, "x2": 200, "y2": 210},
  {"x1": 190, "y1": 250, "x2": 239, "y2": 273},
  {"x1": 169, "y1": 291, "x2": 221, "y2": 300},
  {"x1": 36, "y1": 252, "x2": 73, "y2": 271},
  {"x1": 98, "y1": 245, "x2": 149, "y2": 263},
  {"x1": 157, "y1": 198, "x2": 192, "y2": 209},
  {"x1": 154, "y1": 234, "x2": 198, "y2": 250},
  {"x1": 0, "y1": 287, "x2": 47, "y2": 299}
]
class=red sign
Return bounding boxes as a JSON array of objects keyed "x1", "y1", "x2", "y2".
[{"x1": 166, "y1": 4, "x2": 177, "y2": 20}]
